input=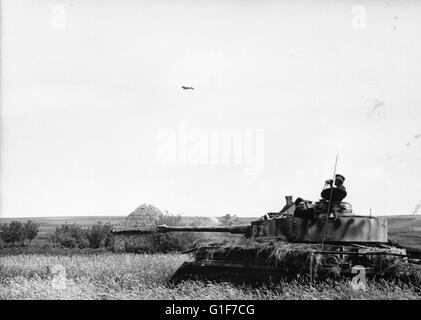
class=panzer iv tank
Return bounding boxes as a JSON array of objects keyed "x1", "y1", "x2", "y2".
[{"x1": 156, "y1": 187, "x2": 421, "y2": 284}]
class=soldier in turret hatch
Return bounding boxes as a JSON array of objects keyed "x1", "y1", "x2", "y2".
[
  {"x1": 324, "y1": 174, "x2": 346, "y2": 192},
  {"x1": 320, "y1": 174, "x2": 347, "y2": 219},
  {"x1": 293, "y1": 197, "x2": 315, "y2": 219}
]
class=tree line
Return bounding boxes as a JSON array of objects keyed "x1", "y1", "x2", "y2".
[
  {"x1": 0, "y1": 220, "x2": 40, "y2": 246},
  {"x1": 0, "y1": 214, "x2": 224, "y2": 252},
  {"x1": 0, "y1": 220, "x2": 114, "y2": 249},
  {"x1": 50, "y1": 222, "x2": 114, "y2": 248}
]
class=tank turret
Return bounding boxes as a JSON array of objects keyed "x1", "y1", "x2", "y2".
[{"x1": 156, "y1": 196, "x2": 388, "y2": 244}]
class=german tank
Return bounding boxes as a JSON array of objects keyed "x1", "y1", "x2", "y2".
[{"x1": 156, "y1": 182, "x2": 421, "y2": 284}]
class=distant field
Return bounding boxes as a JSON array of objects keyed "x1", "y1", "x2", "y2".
[
  {"x1": 382, "y1": 215, "x2": 421, "y2": 232},
  {"x1": 380, "y1": 215, "x2": 421, "y2": 248}
]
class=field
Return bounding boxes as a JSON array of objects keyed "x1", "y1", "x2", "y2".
[
  {"x1": 1, "y1": 253, "x2": 420, "y2": 300},
  {"x1": 385, "y1": 215, "x2": 421, "y2": 248}
]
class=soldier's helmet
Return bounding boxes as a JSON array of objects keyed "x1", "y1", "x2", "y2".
[{"x1": 335, "y1": 174, "x2": 345, "y2": 184}]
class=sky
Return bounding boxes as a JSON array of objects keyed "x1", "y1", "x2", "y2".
[{"x1": 1, "y1": 0, "x2": 420, "y2": 218}]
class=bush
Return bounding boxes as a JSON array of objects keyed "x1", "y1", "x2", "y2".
[
  {"x1": 23, "y1": 220, "x2": 39, "y2": 244},
  {"x1": 0, "y1": 221, "x2": 25, "y2": 246},
  {"x1": 50, "y1": 222, "x2": 113, "y2": 249},
  {"x1": 86, "y1": 222, "x2": 114, "y2": 248},
  {"x1": 0, "y1": 220, "x2": 40, "y2": 247},
  {"x1": 51, "y1": 223, "x2": 90, "y2": 248}
]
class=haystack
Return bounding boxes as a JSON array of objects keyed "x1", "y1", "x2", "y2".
[
  {"x1": 112, "y1": 203, "x2": 162, "y2": 252},
  {"x1": 112, "y1": 203, "x2": 162, "y2": 233}
]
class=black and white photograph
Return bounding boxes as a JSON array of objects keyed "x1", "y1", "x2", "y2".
[{"x1": 1, "y1": 0, "x2": 421, "y2": 304}]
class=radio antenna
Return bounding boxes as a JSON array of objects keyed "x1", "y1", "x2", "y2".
[{"x1": 320, "y1": 154, "x2": 338, "y2": 250}]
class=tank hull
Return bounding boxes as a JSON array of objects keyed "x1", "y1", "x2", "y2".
[{"x1": 171, "y1": 242, "x2": 409, "y2": 284}]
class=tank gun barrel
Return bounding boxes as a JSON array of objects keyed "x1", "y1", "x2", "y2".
[{"x1": 157, "y1": 224, "x2": 249, "y2": 234}]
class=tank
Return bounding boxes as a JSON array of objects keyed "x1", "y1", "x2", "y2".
[{"x1": 156, "y1": 188, "x2": 421, "y2": 284}]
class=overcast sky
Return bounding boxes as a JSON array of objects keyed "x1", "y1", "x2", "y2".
[{"x1": 1, "y1": 0, "x2": 420, "y2": 218}]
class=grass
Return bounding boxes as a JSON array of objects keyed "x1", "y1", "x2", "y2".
[
  {"x1": 0, "y1": 246, "x2": 114, "y2": 256},
  {"x1": 1, "y1": 253, "x2": 421, "y2": 300}
]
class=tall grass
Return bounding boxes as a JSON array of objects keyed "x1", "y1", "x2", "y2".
[
  {"x1": 1, "y1": 253, "x2": 420, "y2": 300},
  {"x1": 0, "y1": 253, "x2": 187, "y2": 284}
]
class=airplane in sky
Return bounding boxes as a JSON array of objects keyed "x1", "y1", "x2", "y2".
[{"x1": 181, "y1": 86, "x2": 194, "y2": 90}]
